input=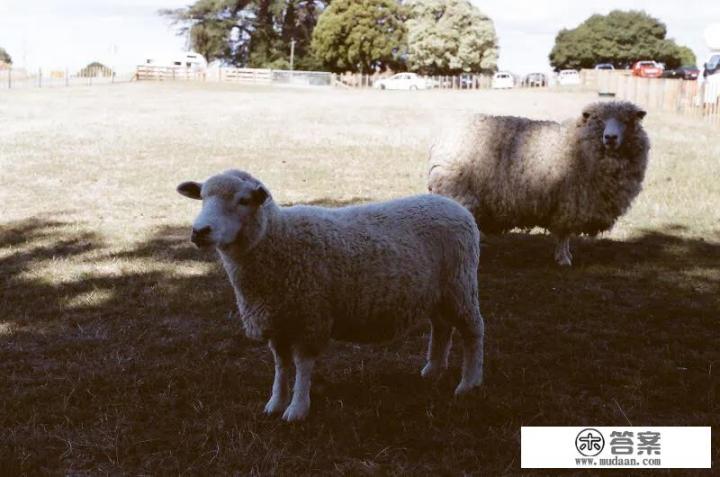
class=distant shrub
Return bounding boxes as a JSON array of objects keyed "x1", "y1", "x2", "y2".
[{"x1": 78, "y1": 62, "x2": 113, "y2": 78}]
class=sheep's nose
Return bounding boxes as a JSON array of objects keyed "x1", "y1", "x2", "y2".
[
  {"x1": 191, "y1": 226, "x2": 212, "y2": 246},
  {"x1": 604, "y1": 133, "x2": 618, "y2": 142}
]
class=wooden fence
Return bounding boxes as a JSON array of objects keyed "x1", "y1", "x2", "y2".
[
  {"x1": 136, "y1": 66, "x2": 331, "y2": 86},
  {"x1": 135, "y1": 65, "x2": 206, "y2": 81},
  {"x1": 581, "y1": 69, "x2": 720, "y2": 124},
  {"x1": 131, "y1": 65, "x2": 720, "y2": 125},
  {"x1": 1, "y1": 67, "x2": 135, "y2": 88},
  {"x1": 333, "y1": 73, "x2": 498, "y2": 89}
]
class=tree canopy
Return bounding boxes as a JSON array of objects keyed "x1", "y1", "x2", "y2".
[
  {"x1": 676, "y1": 45, "x2": 697, "y2": 67},
  {"x1": 405, "y1": 0, "x2": 497, "y2": 75},
  {"x1": 162, "y1": 0, "x2": 327, "y2": 69},
  {"x1": 165, "y1": 0, "x2": 503, "y2": 74},
  {"x1": 310, "y1": 0, "x2": 406, "y2": 73},
  {"x1": 0, "y1": 47, "x2": 12, "y2": 65},
  {"x1": 549, "y1": 10, "x2": 695, "y2": 70},
  {"x1": 79, "y1": 62, "x2": 113, "y2": 77}
]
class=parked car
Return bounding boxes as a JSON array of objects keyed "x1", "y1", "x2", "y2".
[
  {"x1": 557, "y1": 69, "x2": 581, "y2": 86},
  {"x1": 373, "y1": 73, "x2": 429, "y2": 90},
  {"x1": 594, "y1": 63, "x2": 615, "y2": 70},
  {"x1": 491, "y1": 71, "x2": 514, "y2": 89},
  {"x1": 662, "y1": 65, "x2": 700, "y2": 80},
  {"x1": 632, "y1": 61, "x2": 663, "y2": 78},
  {"x1": 523, "y1": 72, "x2": 547, "y2": 87},
  {"x1": 702, "y1": 54, "x2": 720, "y2": 77}
]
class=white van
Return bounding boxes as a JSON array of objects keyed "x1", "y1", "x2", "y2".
[
  {"x1": 491, "y1": 71, "x2": 514, "y2": 89},
  {"x1": 557, "y1": 69, "x2": 581, "y2": 86}
]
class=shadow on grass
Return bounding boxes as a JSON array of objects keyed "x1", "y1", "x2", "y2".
[{"x1": 1, "y1": 216, "x2": 718, "y2": 475}]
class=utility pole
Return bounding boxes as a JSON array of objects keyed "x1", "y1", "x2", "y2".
[{"x1": 290, "y1": 39, "x2": 295, "y2": 71}]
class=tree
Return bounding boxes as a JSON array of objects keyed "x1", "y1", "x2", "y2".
[
  {"x1": 79, "y1": 62, "x2": 113, "y2": 77},
  {"x1": 405, "y1": 0, "x2": 497, "y2": 75},
  {"x1": 311, "y1": 0, "x2": 406, "y2": 73},
  {"x1": 549, "y1": 10, "x2": 694, "y2": 70},
  {"x1": 676, "y1": 45, "x2": 697, "y2": 67},
  {"x1": 162, "y1": 0, "x2": 327, "y2": 69},
  {"x1": 0, "y1": 47, "x2": 11, "y2": 65}
]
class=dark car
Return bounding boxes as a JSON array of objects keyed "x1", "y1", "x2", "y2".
[
  {"x1": 662, "y1": 65, "x2": 700, "y2": 80},
  {"x1": 523, "y1": 72, "x2": 547, "y2": 87}
]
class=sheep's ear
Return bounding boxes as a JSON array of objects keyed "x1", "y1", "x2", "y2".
[
  {"x1": 635, "y1": 109, "x2": 647, "y2": 121},
  {"x1": 251, "y1": 186, "x2": 269, "y2": 205},
  {"x1": 177, "y1": 181, "x2": 202, "y2": 200}
]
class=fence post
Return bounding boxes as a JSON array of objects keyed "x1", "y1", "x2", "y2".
[{"x1": 38, "y1": 68, "x2": 42, "y2": 88}]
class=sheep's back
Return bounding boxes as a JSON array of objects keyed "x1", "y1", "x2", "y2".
[
  {"x1": 429, "y1": 114, "x2": 571, "y2": 232},
  {"x1": 276, "y1": 196, "x2": 480, "y2": 341}
]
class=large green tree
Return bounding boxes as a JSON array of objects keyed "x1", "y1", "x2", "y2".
[
  {"x1": 549, "y1": 10, "x2": 694, "y2": 70},
  {"x1": 162, "y1": 0, "x2": 327, "y2": 69},
  {"x1": 0, "y1": 47, "x2": 11, "y2": 65},
  {"x1": 311, "y1": 0, "x2": 406, "y2": 73},
  {"x1": 405, "y1": 0, "x2": 497, "y2": 74},
  {"x1": 676, "y1": 45, "x2": 697, "y2": 67}
]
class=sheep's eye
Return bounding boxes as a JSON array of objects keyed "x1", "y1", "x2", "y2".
[{"x1": 236, "y1": 197, "x2": 251, "y2": 206}]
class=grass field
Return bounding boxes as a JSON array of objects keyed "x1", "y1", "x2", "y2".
[{"x1": 1, "y1": 82, "x2": 718, "y2": 475}]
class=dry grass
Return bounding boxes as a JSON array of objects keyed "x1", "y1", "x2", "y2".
[{"x1": 1, "y1": 82, "x2": 719, "y2": 475}]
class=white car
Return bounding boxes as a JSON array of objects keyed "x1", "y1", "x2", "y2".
[
  {"x1": 491, "y1": 71, "x2": 514, "y2": 89},
  {"x1": 557, "y1": 69, "x2": 581, "y2": 86},
  {"x1": 373, "y1": 73, "x2": 429, "y2": 90}
]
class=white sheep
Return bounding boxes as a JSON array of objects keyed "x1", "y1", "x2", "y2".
[
  {"x1": 177, "y1": 169, "x2": 485, "y2": 421},
  {"x1": 428, "y1": 101, "x2": 650, "y2": 266}
]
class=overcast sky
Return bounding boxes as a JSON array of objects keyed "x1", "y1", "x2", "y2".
[{"x1": 1, "y1": 0, "x2": 718, "y2": 73}]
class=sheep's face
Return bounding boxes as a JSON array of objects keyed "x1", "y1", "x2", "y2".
[
  {"x1": 581, "y1": 102, "x2": 646, "y2": 151},
  {"x1": 177, "y1": 172, "x2": 270, "y2": 251}
]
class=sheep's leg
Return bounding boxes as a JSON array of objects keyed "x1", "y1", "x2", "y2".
[
  {"x1": 421, "y1": 319, "x2": 452, "y2": 379},
  {"x1": 282, "y1": 350, "x2": 315, "y2": 422},
  {"x1": 264, "y1": 339, "x2": 291, "y2": 415},
  {"x1": 454, "y1": 304, "x2": 485, "y2": 396},
  {"x1": 554, "y1": 235, "x2": 573, "y2": 266}
]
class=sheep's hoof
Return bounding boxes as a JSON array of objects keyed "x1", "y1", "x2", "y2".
[
  {"x1": 454, "y1": 381, "x2": 481, "y2": 397},
  {"x1": 554, "y1": 251, "x2": 573, "y2": 266},
  {"x1": 420, "y1": 362, "x2": 446, "y2": 379},
  {"x1": 556, "y1": 256, "x2": 573, "y2": 267},
  {"x1": 282, "y1": 402, "x2": 310, "y2": 422},
  {"x1": 264, "y1": 396, "x2": 290, "y2": 415}
]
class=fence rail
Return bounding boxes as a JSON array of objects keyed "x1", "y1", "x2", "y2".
[
  {"x1": 4, "y1": 64, "x2": 718, "y2": 125},
  {"x1": 0, "y1": 67, "x2": 133, "y2": 89},
  {"x1": 332, "y1": 73, "x2": 511, "y2": 90},
  {"x1": 582, "y1": 69, "x2": 720, "y2": 124},
  {"x1": 135, "y1": 65, "x2": 206, "y2": 81}
]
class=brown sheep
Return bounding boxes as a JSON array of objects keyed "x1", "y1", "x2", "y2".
[{"x1": 428, "y1": 101, "x2": 650, "y2": 265}]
